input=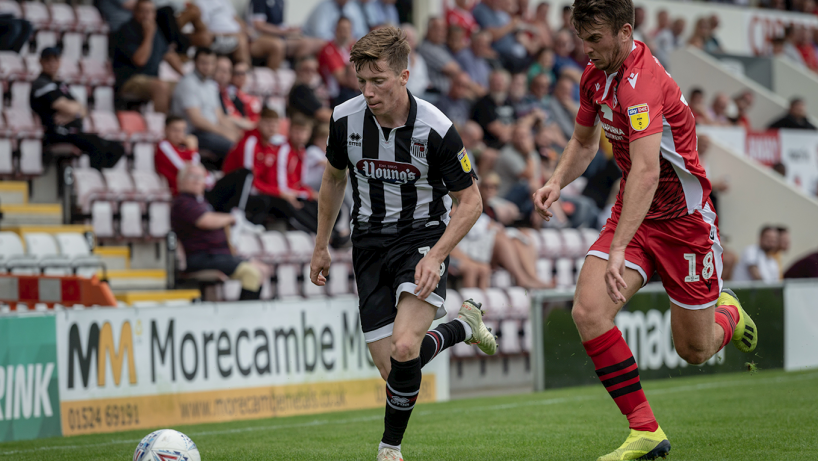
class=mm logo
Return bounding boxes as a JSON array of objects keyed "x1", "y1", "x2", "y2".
[{"x1": 68, "y1": 321, "x2": 136, "y2": 389}]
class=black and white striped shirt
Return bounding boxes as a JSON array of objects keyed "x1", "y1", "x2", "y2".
[{"x1": 327, "y1": 90, "x2": 476, "y2": 245}]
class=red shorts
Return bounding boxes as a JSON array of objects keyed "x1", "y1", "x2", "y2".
[{"x1": 588, "y1": 202, "x2": 724, "y2": 309}]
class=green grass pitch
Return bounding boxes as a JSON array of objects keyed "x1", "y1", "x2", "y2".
[{"x1": 2, "y1": 369, "x2": 816, "y2": 460}]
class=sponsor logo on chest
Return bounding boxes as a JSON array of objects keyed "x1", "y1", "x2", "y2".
[{"x1": 356, "y1": 159, "x2": 421, "y2": 185}]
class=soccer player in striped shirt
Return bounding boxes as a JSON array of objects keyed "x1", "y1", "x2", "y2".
[
  {"x1": 533, "y1": 1, "x2": 758, "y2": 459},
  {"x1": 309, "y1": 26, "x2": 498, "y2": 461}
]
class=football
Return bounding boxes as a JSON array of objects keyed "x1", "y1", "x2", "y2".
[{"x1": 133, "y1": 429, "x2": 201, "y2": 461}]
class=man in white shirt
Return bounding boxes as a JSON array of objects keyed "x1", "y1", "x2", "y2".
[
  {"x1": 196, "y1": 0, "x2": 284, "y2": 69},
  {"x1": 732, "y1": 225, "x2": 781, "y2": 282}
]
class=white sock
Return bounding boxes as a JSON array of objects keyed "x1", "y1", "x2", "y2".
[
  {"x1": 455, "y1": 318, "x2": 473, "y2": 340},
  {"x1": 379, "y1": 441, "x2": 401, "y2": 452}
]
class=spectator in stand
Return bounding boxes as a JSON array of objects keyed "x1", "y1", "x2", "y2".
[
  {"x1": 288, "y1": 56, "x2": 332, "y2": 123},
  {"x1": 632, "y1": 6, "x2": 647, "y2": 44},
  {"x1": 112, "y1": 0, "x2": 182, "y2": 113},
  {"x1": 446, "y1": 0, "x2": 479, "y2": 38},
  {"x1": 247, "y1": 0, "x2": 325, "y2": 59},
  {"x1": 773, "y1": 225, "x2": 790, "y2": 277},
  {"x1": 363, "y1": 0, "x2": 399, "y2": 29},
  {"x1": 214, "y1": 56, "x2": 256, "y2": 131},
  {"x1": 730, "y1": 90, "x2": 753, "y2": 129},
  {"x1": 472, "y1": 0, "x2": 533, "y2": 72},
  {"x1": 417, "y1": 17, "x2": 461, "y2": 95},
  {"x1": 437, "y1": 72, "x2": 475, "y2": 128},
  {"x1": 155, "y1": 115, "x2": 211, "y2": 195},
  {"x1": 709, "y1": 92, "x2": 731, "y2": 125},
  {"x1": 508, "y1": 72, "x2": 532, "y2": 117},
  {"x1": 780, "y1": 25, "x2": 806, "y2": 67},
  {"x1": 171, "y1": 47, "x2": 239, "y2": 163},
  {"x1": 528, "y1": 2, "x2": 554, "y2": 49},
  {"x1": 402, "y1": 23, "x2": 431, "y2": 97},
  {"x1": 527, "y1": 47, "x2": 555, "y2": 86},
  {"x1": 172, "y1": 163, "x2": 268, "y2": 300},
  {"x1": 30, "y1": 48, "x2": 124, "y2": 170},
  {"x1": 227, "y1": 61, "x2": 262, "y2": 123},
  {"x1": 472, "y1": 69, "x2": 516, "y2": 149},
  {"x1": 688, "y1": 87, "x2": 714, "y2": 125},
  {"x1": 653, "y1": 17, "x2": 685, "y2": 69},
  {"x1": 97, "y1": 0, "x2": 210, "y2": 51},
  {"x1": 769, "y1": 98, "x2": 817, "y2": 130},
  {"x1": 302, "y1": 0, "x2": 368, "y2": 41},
  {"x1": 196, "y1": 0, "x2": 285, "y2": 70},
  {"x1": 552, "y1": 29, "x2": 583, "y2": 81},
  {"x1": 650, "y1": 9, "x2": 669, "y2": 41},
  {"x1": 795, "y1": 25, "x2": 818, "y2": 72},
  {"x1": 303, "y1": 122, "x2": 330, "y2": 192},
  {"x1": 317, "y1": 17, "x2": 359, "y2": 107},
  {"x1": 784, "y1": 248, "x2": 818, "y2": 278},
  {"x1": 494, "y1": 119, "x2": 547, "y2": 221},
  {"x1": 545, "y1": 74, "x2": 578, "y2": 140},
  {"x1": 523, "y1": 72, "x2": 553, "y2": 116},
  {"x1": 732, "y1": 225, "x2": 781, "y2": 282},
  {"x1": 461, "y1": 120, "x2": 496, "y2": 174},
  {"x1": 0, "y1": 5, "x2": 32, "y2": 53},
  {"x1": 455, "y1": 30, "x2": 496, "y2": 90},
  {"x1": 705, "y1": 15, "x2": 723, "y2": 53},
  {"x1": 687, "y1": 17, "x2": 711, "y2": 50},
  {"x1": 559, "y1": 4, "x2": 573, "y2": 32}
]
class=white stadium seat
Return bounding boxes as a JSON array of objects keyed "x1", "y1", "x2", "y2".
[
  {"x1": 539, "y1": 228, "x2": 563, "y2": 258},
  {"x1": 555, "y1": 258, "x2": 575, "y2": 288},
  {"x1": 23, "y1": 233, "x2": 72, "y2": 275}
]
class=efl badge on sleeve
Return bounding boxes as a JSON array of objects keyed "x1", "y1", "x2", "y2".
[
  {"x1": 457, "y1": 148, "x2": 472, "y2": 173},
  {"x1": 627, "y1": 103, "x2": 650, "y2": 131}
]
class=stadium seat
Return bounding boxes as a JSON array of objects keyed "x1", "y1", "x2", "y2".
[
  {"x1": 251, "y1": 67, "x2": 275, "y2": 96},
  {"x1": 491, "y1": 269, "x2": 513, "y2": 288},
  {"x1": 259, "y1": 230, "x2": 289, "y2": 263},
  {"x1": 326, "y1": 262, "x2": 351, "y2": 296},
  {"x1": 93, "y1": 86, "x2": 114, "y2": 112},
  {"x1": 2, "y1": 109, "x2": 42, "y2": 139},
  {"x1": 0, "y1": 52, "x2": 26, "y2": 80},
  {"x1": 72, "y1": 167, "x2": 115, "y2": 236},
  {"x1": 0, "y1": 138, "x2": 12, "y2": 176},
  {"x1": 275, "y1": 264, "x2": 300, "y2": 298},
  {"x1": 90, "y1": 111, "x2": 125, "y2": 140},
  {"x1": 69, "y1": 84, "x2": 88, "y2": 108},
  {"x1": 144, "y1": 112, "x2": 166, "y2": 141},
  {"x1": 132, "y1": 142, "x2": 155, "y2": 171},
  {"x1": 505, "y1": 286, "x2": 530, "y2": 318},
  {"x1": 555, "y1": 257, "x2": 574, "y2": 288},
  {"x1": 488, "y1": 289, "x2": 522, "y2": 354},
  {"x1": 574, "y1": 257, "x2": 585, "y2": 283},
  {"x1": 9, "y1": 81, "x2": 30, "y2": 110},
  {"x1": 117, "y1": 111, "x2": 148, "y2": 141},
  {"x1": 87, "y1": 34, "x2": 108, "y2": 62},
  {"x1": 235, "y1": 232, "x2": 262, "y2": 258},
  {"x1": 19, "y1": 138, "x2": 43, "y2": 175},
  {"x1": 0, "y1": 232, "x2": 38, "y2": 274},
  {"x1": 49, "y1": 3, "x2": 77, "y2": 31},
  {"x1": 119, "y1": 201, "x2": 143, "y2": 237},
  {"x1": 302, "y1": 265, "x2": 325, "y2": 297},
  {"x1": 34, "y1": 30, "x2": 58, "y2": 56},
  {"x1": 80, "y1": 59, "x2": 113, "y2": 86},
  {"x1": 536, "y1": 258, "x2": 554, "y2": 286},
  {"x1": 22, "y1": 2, "x2": 50, "y2": 29},
  {"x1": 74, "y1": 5, "x2": 107, "y2": 33},
  {"x1": 484, "y1": 288, "x2": 510, "y2": 320},
  {"x1": 23, "y1": 232, "x2": 72, "y2": 275},
  {"x1": 102, "y1": 168, "x2": 138, "y2": 199},
  {"x1": 539, "y1": 228, "x2": 563, "y2": 258},
  {"x1": 445, "y1": 289, "x2": 474, "y2": 357},
  {"x1": 23, "y1": 55, "x2": 40, "y2": 80},
  {"x1": 0, "y1": 1, "x2": 22, "y2": 19},
  {"x1": 58, "y1": 57, "x2": 81, "y2": 84},
  {"x1": 284, "y1": 230, "x2": 314, "y2": 263},
  {"x1": 580, "y1": 228, "x2": 600, "y2": 252},
  {"x1": 61, "y1": 32, "x2": 84, "y2": 61},
  {"x1": 459, "y1": 287, "x2": 488, "y2": 311},
  {"x1": 53, "y1": 232, "x2": 106, "y2": 277},
  {"x1": 560, "y1": 228, "x2": 585, "y2": 258}
]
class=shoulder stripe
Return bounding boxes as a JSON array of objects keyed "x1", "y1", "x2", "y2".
[
  {"x1": 332, "y1": 95, "x2": 368, "y2": 121},
  {"x1": 33, "y1": 83, "x2": 58, "y2": 99},
  {"x1": 414, "y1": 96, "x2": 453, "y2": 136}
]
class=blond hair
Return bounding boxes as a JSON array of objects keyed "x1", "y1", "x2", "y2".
[{"x1": 350, "y1": 26, "x2": 410, "y2": 75}]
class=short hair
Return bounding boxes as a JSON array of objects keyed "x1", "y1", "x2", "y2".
[
  {"x1": 290, "y1": 112, "x2": 314, "y2": 128},
  {"x1": 776, "y1": 225, "x2": 789, "y2": 233},
  {"x1": 135, "y1": 0, "x2": 153, "y2": 6},
  {"x1": 194, "y1": 47, "x2": 215, "y2": 61},
  {"x1": 337, "y1": 16, "x2": 351, "y2": 25},
  {"x1": 760, "y1": 225, "x2": 778, "y2": 237},
  {"x1": 165, "y1": 115, "x2": 185, "y2": 126},
  {"x1": 350, "y1": 26, "x2": 411, "y2": 75},
  {"x1": 690, "y1": 87, "x2": 704, "y2": 98},
  {"x1": 571, "y1": 0, "x2": 635, "y2": 35},
  {"x1": 260, "y1": 107, "x2": 279, "y2": 120},
  {"x1": 790, "y1": 97, "x2": 804, "y2": 108}
]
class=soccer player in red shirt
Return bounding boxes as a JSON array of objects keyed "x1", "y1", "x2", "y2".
[{"x1": 533, "y1": 1, "x2": 758, "y2": 459}]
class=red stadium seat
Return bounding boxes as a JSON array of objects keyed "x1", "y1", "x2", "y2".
[
  {"x1": 74, "y1": 5, "x2": 107, "y2": 34},
  {"x1": 22, "y1": 2, "x2": 50, "y2": 29},
  {"x1": 49, "y1": 3, "x2": 77, "y2": 31},
  {"x1": 117, "y1": 111, "x2": 148, "y2": 140}
]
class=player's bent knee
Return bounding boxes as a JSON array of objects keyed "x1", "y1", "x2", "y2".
[
  {"x1": 676, "y1": 343, "x2": 710, "y2": 365},
  {"x1": 391, "y1": 338, "x2": 418, "y2": 362}
]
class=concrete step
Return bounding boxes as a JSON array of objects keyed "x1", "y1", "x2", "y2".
[
  {"x1": 0, "y1": 203, "x2": 62, "y2": 226},
  {"x1": 93, "y1": 246, "x2": 130, "y2": 271},
  {"x1": 103, "y1": 269, "x2": 167, "y2": 291},
  {"x1": 0, "y1": 182, "x2": 28, "y2": 205}
]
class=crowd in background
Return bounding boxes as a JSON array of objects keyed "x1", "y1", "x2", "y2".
[{"x1": 6, "y1": 0, "x2": 818, "y2": 289}]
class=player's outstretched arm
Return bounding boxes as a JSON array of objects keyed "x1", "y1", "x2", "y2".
[
  {"x1": 310, "y1": 164, "x2": 348, "y2": 286},
  {"x1": 414, "y1": 181, "x2": 482, "y2": 300},
  {"x1": 533, "y1": 121, "x2": 600, "y2": 220},
  {"x1": 606, "y1": 132, "x2": 661, "y2": 303}
]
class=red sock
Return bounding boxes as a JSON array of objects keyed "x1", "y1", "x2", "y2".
[
  {"x1": 583, "y1": 326, "x2": 658, "y2": 432},
  {"x1": 715, "y1": 303, "x2": 739, "y2": 349}
]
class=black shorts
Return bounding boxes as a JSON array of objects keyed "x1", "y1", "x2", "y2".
[{"x1": 353, "y1": 229, "x2": 449, "y2": 343}]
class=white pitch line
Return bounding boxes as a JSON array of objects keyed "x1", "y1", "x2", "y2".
[{"x1": 1, "y1": 371, "x2": 815, "y2": 456}]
